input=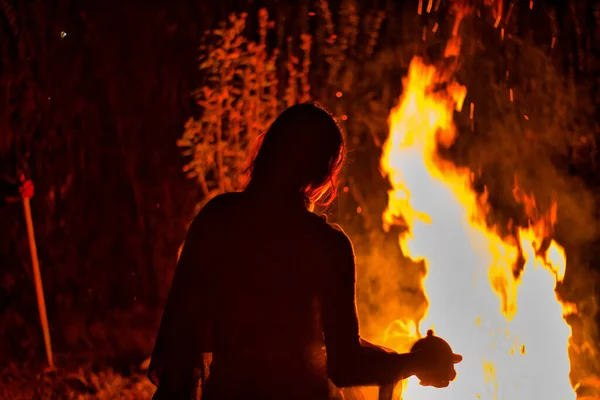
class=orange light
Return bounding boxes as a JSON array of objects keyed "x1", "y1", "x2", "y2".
[
  {"x1": 378, "y1": 57, "x2": 575, "y2": 400},
  {"x1": 336, "y1": 91, "x2": 343, "y2": 98},
  {"x1": 494, "y1": 14, "x2": 501, "y2": 28}
]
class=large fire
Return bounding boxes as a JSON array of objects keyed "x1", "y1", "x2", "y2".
[{"x1": 378, "y1": 57, "x2": 576, "y2": 399}]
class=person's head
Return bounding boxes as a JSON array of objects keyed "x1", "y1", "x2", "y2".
[{"x1": 245, "y1": 103, "x2": 345, "y2": 208}]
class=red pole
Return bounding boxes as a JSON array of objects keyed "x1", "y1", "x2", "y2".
[{"x1": 22, "y1": 197, "x2": 54, "y2": 369}]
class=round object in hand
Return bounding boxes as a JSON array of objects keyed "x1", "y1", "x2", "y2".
[{"x1": 410, "y1": 329, "x2": 459, "y2": 386}]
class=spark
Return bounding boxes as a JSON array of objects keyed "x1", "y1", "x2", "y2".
[
  {"x1": 418, "y1": 0, "x2": 423, "y2": 15},
  {"x1": 432, "y1": 22, "x2": 439, "y2": 33},
  {"x1": 494, "y1": 15, "x2": 502, "y2": 28},
  {"x1": 506, "y1": 2, "x2": 515, "y2": 25}
]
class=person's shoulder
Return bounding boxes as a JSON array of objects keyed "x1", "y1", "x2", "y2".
[
  {"x1": 304, "y1": 212, "x2": 354, "y2": 252},
  {"x1": 201, "y1": 191, "x2": 243, "y2": 213},
  {"x1": 304, "y1": 214, "x2": 355, "y2": 278},
  {"x1": 189, "y1": 192, "x2": 243, "y2": 227},
  {"x1": 208, "y1": 191, "x2": 243, "y2": 206},
  {"x1": 328, "y1": 222, "x2": 354, "y2": 254}
]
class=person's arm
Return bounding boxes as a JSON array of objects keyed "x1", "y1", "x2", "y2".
[
  {"x1": 321, "y1": 228, "x2": 419, "y2": 388},
  {"x1": 149, "y1": 206, "x2": 216, "y2": 398}
]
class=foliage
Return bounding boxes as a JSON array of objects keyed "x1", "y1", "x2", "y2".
[
  {"x1": 0, "y1": 362, "x2": 155, "y2": 399},
  {"x1": 178, "y1": 0, "x2": 396, "y2": 213},
  {"x1": 178, "y1": 9, "x2": 286, "y2": 203}
]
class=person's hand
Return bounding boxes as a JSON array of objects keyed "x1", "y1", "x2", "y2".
[
  {"x1": 18, "y1": 174, "x2": 34, "y2": 200},
  {"x1": 410, "y1": 331, "x2": 462, "y2": 388},
  {"x1": 412, "y1": 350, "x2": 462, "y2": 388}
]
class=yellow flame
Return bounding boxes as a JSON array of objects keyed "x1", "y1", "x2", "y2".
[{"x1": 379, "y1": 57, "x2": 576, "y2": 400}]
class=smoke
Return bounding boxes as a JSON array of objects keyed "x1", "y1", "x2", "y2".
[{"x1": 353, "y1": 230, "x2": 427, "y2": 347}]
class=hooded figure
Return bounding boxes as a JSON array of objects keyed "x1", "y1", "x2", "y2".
[{"x1": 148, "y1": 103, "x2": 460, "y2": 400}]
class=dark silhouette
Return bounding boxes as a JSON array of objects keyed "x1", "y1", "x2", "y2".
[{"x1": 148, "y1": 103, "x2": 461, "y2": 400}]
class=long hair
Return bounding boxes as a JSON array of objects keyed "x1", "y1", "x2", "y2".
[{"x1": 244, "y1": 103, "x2": 345, "y2": 208}]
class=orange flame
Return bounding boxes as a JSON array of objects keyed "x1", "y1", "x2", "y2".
[{"x1": 379, "y1": 57, "x2": 576, "y2": 400}]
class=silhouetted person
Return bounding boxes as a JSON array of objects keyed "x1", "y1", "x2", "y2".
[{"x1": 149, "y1": 103, "x2": 461, "y2": 400}]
